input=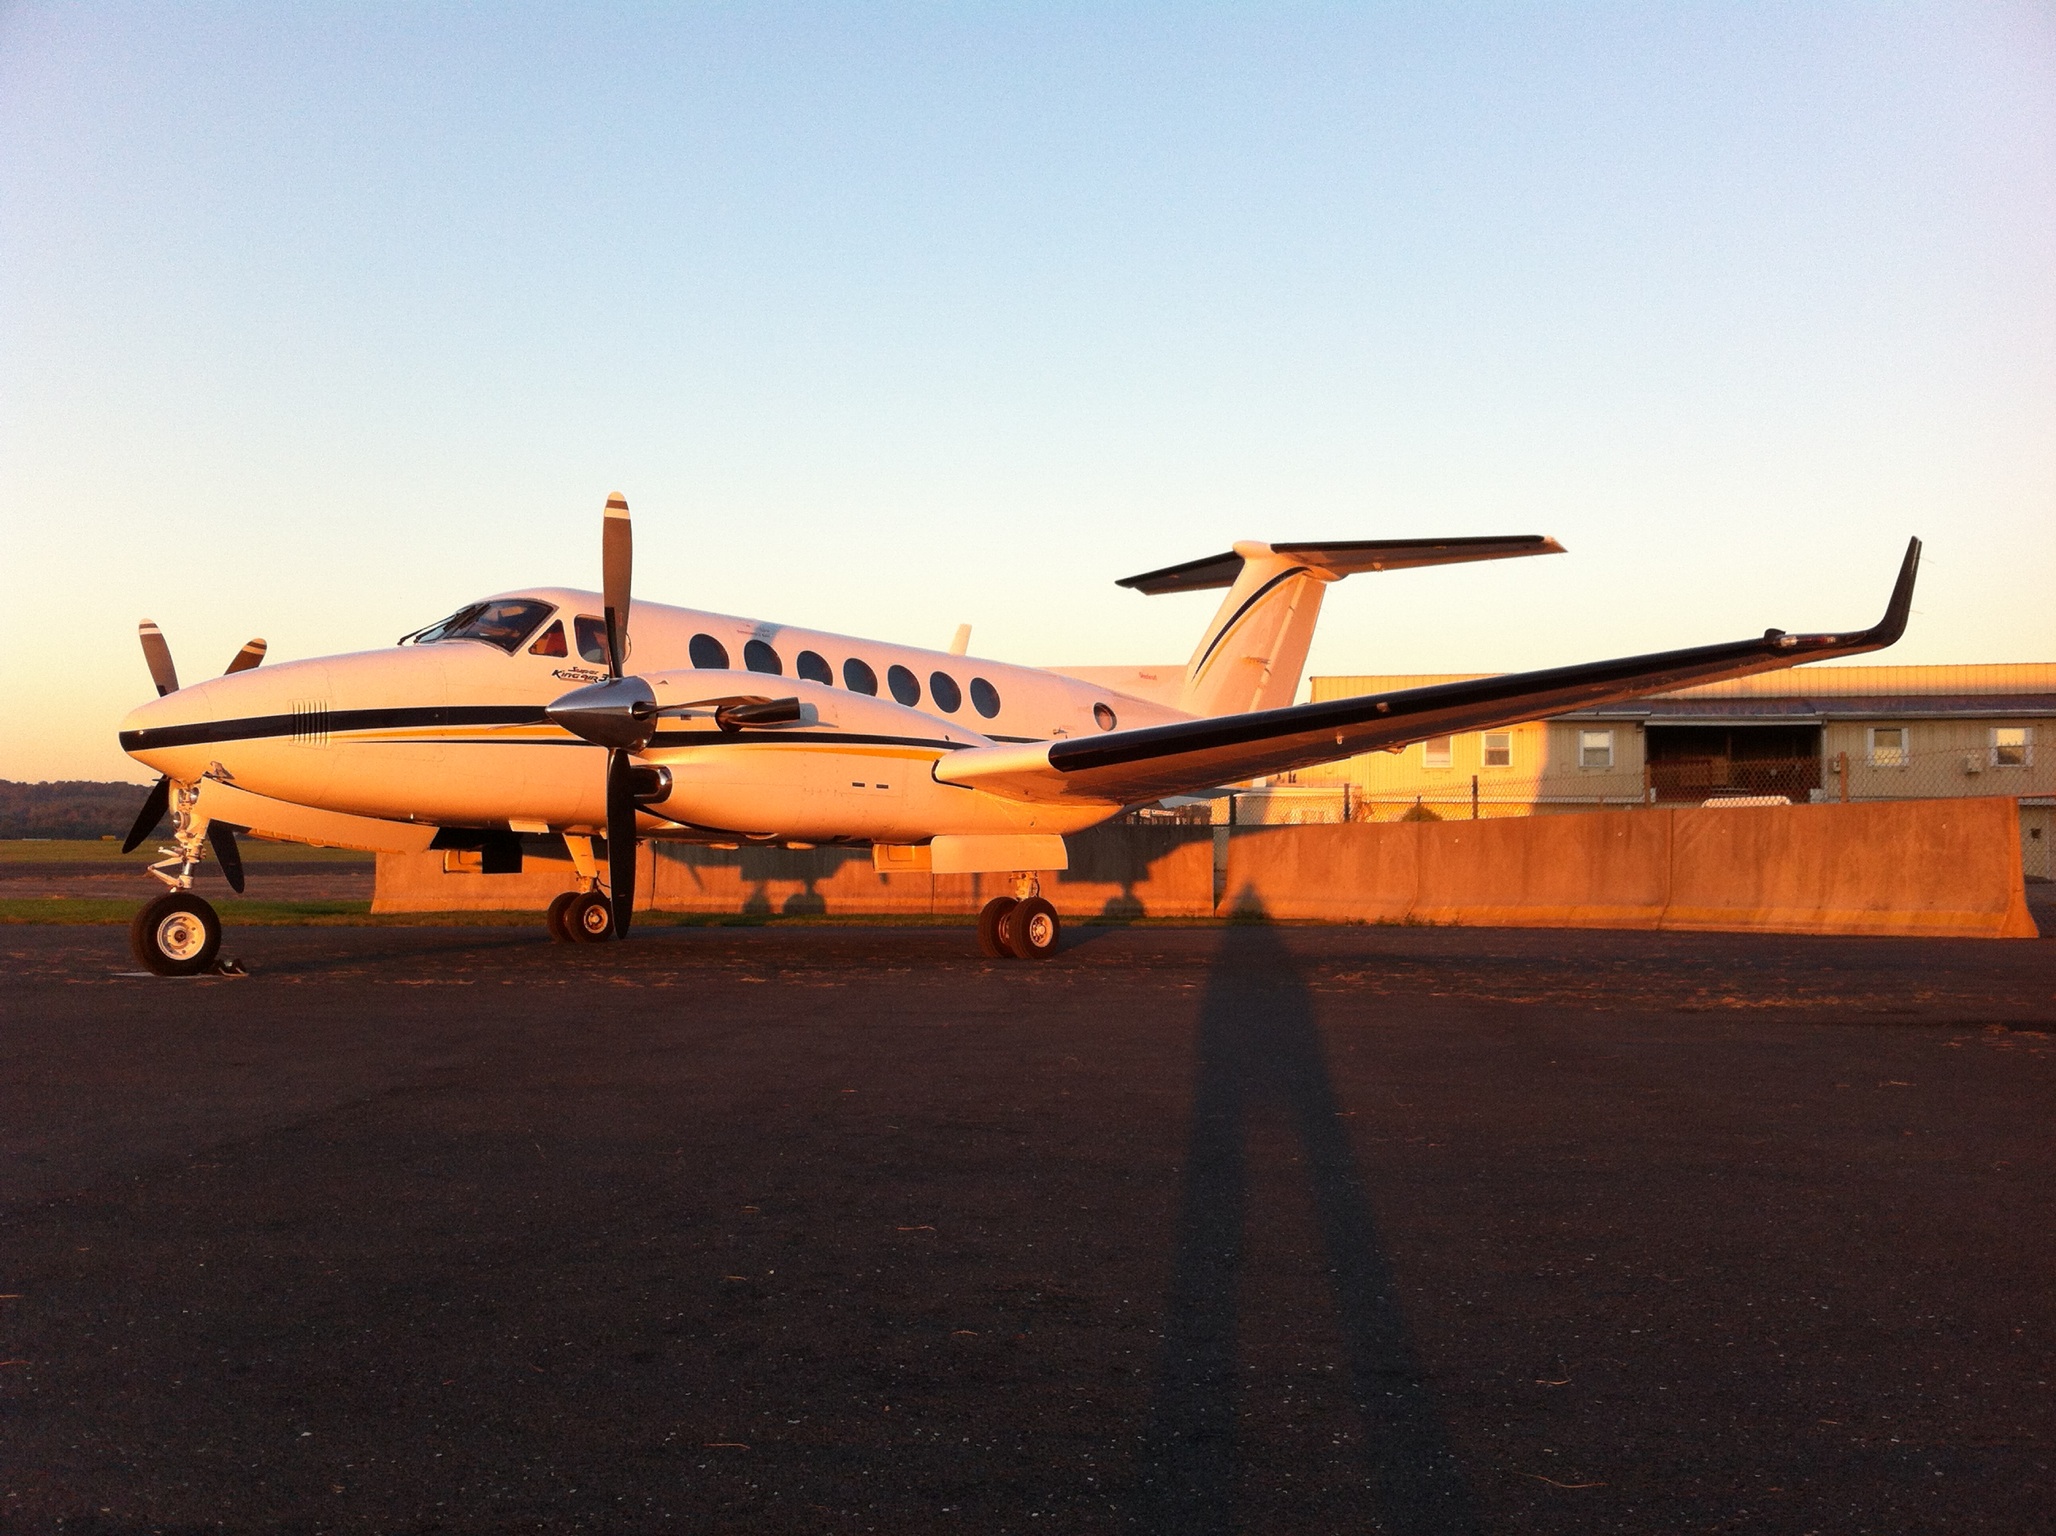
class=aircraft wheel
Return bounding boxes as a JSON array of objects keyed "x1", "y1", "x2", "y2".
[
  {"x1": 1007, "y1": 896, "x2": 1060, "y2": 960},
  {"x1": 565, "y1": 891, "x2": 616, "y2": 942},
  {"x1": 130, "y1": 891, "x2": 222, "y2": 977},
  {"x1": 545, "y1": 890, "x2": 579, "y2": 943},
  {"x1": 977, "y1": 896, "x2": 1019, "y2": 959}
]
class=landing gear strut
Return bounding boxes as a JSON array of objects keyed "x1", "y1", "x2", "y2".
[{"x1": 978, "y1": 874, "x2": 1061, "y2": 960}]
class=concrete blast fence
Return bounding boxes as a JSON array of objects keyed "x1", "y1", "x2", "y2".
[
  {"x1": 1220, "y1": 798, "x2": 2038, "y2": 939},
  {"x1": 375, "y1": 798, "x2": 2037, "y2": 939}
]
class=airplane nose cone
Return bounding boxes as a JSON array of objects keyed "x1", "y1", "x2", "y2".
[{"x1": 118, "y1": 686, "x2": 212, "y2": 779}]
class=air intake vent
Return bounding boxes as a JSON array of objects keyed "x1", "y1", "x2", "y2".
[{"x1": 291, "y1": 701, "x2": 331, "y2": 747}]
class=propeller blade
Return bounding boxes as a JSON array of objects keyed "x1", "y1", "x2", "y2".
[
  {"x1": 209, "y1": 822, "x2": 246, "y2": 894},
  {"x1": 224, "y1": 638, "x2": 267, "y2": 675},
  {"x1": 606, "y1": 748, "x2": 638, "y2": 936},
  {"x1": 138, "y1": 621, "x2": 179, "y2": 696},
  {"x1": 121, "y1": 776, "x2": 172, "y2": 853},
  {"x1": 602, "y1": 491, "x2": 632, "y2": 681}
]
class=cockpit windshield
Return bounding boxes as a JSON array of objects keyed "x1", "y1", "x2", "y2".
[{"x1": 407, "y1": 599, "x2": 555, "y2": 653}]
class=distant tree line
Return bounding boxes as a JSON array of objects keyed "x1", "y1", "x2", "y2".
[{"x1": 0, "y1": 780, "x2": 159, "y2": 840}]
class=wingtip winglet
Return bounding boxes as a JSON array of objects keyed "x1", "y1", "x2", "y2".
[{"x1": 1870, "y1": 535, "x2": 1921, "y2": 646}]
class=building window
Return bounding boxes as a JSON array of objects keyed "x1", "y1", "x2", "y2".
[
  {"x1": 1481, "y1": 731, "x2": 1512, "y2": 768},
  {"x1": 1423, "y1": 735, "x2": 1453, "y2": 769},
  {"x1": 842, "y1": 658, "x2": 878, "y2": 695},
  {"x1": 1992, "y1": 726, "x2": 2032, "y2": 768},
  {"x1": 1868, "y1": 726, "x2": 1907, "y2": 768},
  {"x1": 688, "y1": 633, "x2": 729, "y2": 670},
  {"x1": 969, "y1": 677, "x2": 1001, "y2": 718},
  {"x1": 929, "y1": 672, "x2": 962, "y2": 713},
  {"x1": 1579, "y1": 730, "x2": 1614, "y2": 770},
  {"x1": 887, "y1": 664, "x2": 921, "y2": 706},
  {"x1": 743, "y1": 638, "x2": 782, "y2": 676},
  {"x1": 796, "y1": 650, "x2": 832, "y2": 685}
]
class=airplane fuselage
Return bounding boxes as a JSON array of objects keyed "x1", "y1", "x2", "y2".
[{"x1": 119, "y1": 588, "x2": 1190, "y2": 844}]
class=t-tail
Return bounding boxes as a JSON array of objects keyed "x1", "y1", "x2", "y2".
[{"x1": 1117, "y1": 535, "x2": 1567, "y2": 718}]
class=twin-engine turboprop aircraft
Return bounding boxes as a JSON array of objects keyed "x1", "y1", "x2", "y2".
[{"x1": 115, "y1": 494, "x2": 1922, "y2": 974}]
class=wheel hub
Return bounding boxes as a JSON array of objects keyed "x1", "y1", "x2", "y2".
[{"x1": 156, "y1": 911, "x2": 210, "y2": 961}]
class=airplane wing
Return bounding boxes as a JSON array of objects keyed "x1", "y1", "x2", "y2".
[{"x1": 937, "y1": 538, "x2": 1922, "y2": 806}]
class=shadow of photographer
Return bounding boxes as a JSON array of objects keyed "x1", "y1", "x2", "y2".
[{"x1": 1127, "y1": 910, "x2": 1478, "y2": 1534}]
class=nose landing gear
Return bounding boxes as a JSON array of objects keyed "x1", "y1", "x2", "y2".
[
  {"x1": 978, "y1": 874, "x2": 1062, "y2": 960},
  {"x1": 129, "y1": 782, "x2": 233, "y2": 976}
]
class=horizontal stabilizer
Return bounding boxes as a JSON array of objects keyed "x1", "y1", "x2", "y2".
[{"x1": 1117, "y1": 535, "x2": 1565, "y2": 595}]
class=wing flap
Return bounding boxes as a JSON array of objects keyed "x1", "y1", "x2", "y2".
[{"x1": 940, "y1": 538, "x2": 1922, "y2": 806}]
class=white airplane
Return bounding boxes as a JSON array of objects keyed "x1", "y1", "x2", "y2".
[{"x1": 116, "y1": 494, "x2": 1921, "y2": 974}]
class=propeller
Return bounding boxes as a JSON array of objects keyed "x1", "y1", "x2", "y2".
[
  {"x1": 209, "y1": 822, "x2": 246, "y2": 893},
  {"x1": 121, "y1": 775, "x2": 172, "y2": 853},
  {"x1": 225, "y1": 638, "x2": 267, "y2": 674},
  {"x1": 545, "y1": 491, "x2": 644, "y2": 935},
  {"x1": 544, "y1": 495, "x2": 810, "y2": 935},
  {"x1": 122, "y1": 623, "x2": 269, "y2": 860},
  {"x1": 139, "y1": 621, "x2": 179, "y2": 696}
]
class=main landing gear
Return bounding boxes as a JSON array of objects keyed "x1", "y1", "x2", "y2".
[
  {"x1": 978, "y1": 875, "x2": 1062, "y2": 960},
  {"x1": 546, "y1": 835, "x2": 618, "y2": 943},
  {"x1": 546, "y1": 889, "x2": 616, "y2": 943}
]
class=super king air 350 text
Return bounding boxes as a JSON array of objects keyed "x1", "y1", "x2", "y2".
[{"x1": 116, "y1": 495, "x2": 1922, "y2": 973}]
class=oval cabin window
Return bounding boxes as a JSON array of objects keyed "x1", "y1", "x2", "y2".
[
  {"x1": 970, "y1": 677, "x2": 1001, "y2": 718},
  {"x1": 796, "y1": 650, "x2": 832, "y2": 685},
  {"x1": 743, "y1": 639, "x2": 783, "y2": 675},
  {"x1": 928, "y1": 672, "x2": 962, "y2": 713},
  {"x1": 843, "y1": 658, "x2": 878, "y2": 695},
  {"x1": 689, "y1": 634, "x2": 730, "y2": 670},
  {"x1": 887, "y1": 665, "x2": 921, "y2": 707},
  {"x1": 1093, "y1": 702, "x2": 1117, "y2": 731}
]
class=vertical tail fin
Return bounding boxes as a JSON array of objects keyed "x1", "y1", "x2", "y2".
[
  {"x1": 1176, "y1": 545, "x2": 1333, "y2": 716},
  {"x1": 1117, "y1": 535, "x2": 1566, "y2": 719}
]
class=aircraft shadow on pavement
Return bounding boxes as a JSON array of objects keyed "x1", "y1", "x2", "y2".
[{"x1": 1126, "y1": 910, "x2": 1480, "y2": 1534}]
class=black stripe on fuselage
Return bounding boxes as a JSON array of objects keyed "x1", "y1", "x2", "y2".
[
  {"x1": 119, "y1": 704, "x2": 977, "y2": 756},
  {"x1": 119, "y1": 705, "x2": 548, "y2": 752}
]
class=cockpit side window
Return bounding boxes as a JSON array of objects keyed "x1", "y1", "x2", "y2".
[
  {"x1": 574, "y1": 615, "x2": 612, "y2": 666},
  {"x1": 528, "y1": 621, "x2": 568, "y2": 658},
  {"x1": 413, "y1": 599, "x2": 554, "y2": 654}
]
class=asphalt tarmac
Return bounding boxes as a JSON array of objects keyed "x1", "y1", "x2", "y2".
[{"x1": 3, "y1": 922, "x2": 2052, "y2": 1535}]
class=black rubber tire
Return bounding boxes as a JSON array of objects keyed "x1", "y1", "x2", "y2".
[
  {"x1": 1007, "y1": 896, "x2": 1060, "y2": 960},
  {"x1": 565, "y1": 891, "x2": 615, "y2": 942},
  {"x1": 130, "y1": 891, "x2": 223, "y2": 977},
  {"x1": 545, "y1": 890, "x2": 579, "y2": 943},
  {"x1": 977, "y1": 897, "x2": 1019, "y2": 959}
]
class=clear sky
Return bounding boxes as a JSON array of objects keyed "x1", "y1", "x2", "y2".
[{"x1": 3, "y1": 3, "x2": 2050, "y2": 783}]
